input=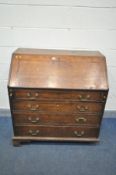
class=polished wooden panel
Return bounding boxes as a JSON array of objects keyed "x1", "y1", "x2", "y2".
[
  {"x1": 14, "y1": 125, "x2": 99, "y2": 138},
  {"x1": 14, "y1": 48, "x2": 104, "y2": 57},
  {"x1": 12, "y1": 100, "x2": 104, "y2": 114},
  {"x1": 8, "y1": 49, "x2": 108, "y2": 90},
  {"x1": 13, "y1": 113, "x2": 101, "y2": 126},
  {"x1": 9, "y1": 89, "x2": 107, "y2": 102}
]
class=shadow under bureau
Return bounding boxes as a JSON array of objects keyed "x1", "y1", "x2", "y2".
[{"x1": 8, "y1": 48, "x2": 109, "y2": 146}]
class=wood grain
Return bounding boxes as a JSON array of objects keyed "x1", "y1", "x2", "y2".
[
  {"x1": 14, "y1": 125, "x2": 99, "y2": 138},
  {"x1": 13, "y1": 113, "x2": 102, "y2": 126},
  {"x1": 8, "y1": 49, "x2": 108, "y2": 90}
]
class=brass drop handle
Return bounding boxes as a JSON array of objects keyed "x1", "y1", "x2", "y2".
[
  {"x1": 9, "y1": 93, "x2": 13, "y2": 97},
  {"x1": 28, "y1": 130, "x2": 39, "y2": 136},
  {"x1": 103, "y1": 95, "x2": 106, "y2": 100},
  {"x1": 28, "y1": 104, "x2": 39, "y2": 111},
  {"x1": 74, "y1": 130, "x2": 84, "y2": 137},
  {"x1": 27, "y1": 92, "x2": 39, "y2": 98},
  {"x1": 35, "y1": 93, "x2": 39, "y2": 97},
  {"x1": 77, "y1": 105, "x2": 88, "y2": 112},
  {"x1": 78, "y1": 94, "x2": 90, "y2": 100},
  {"x1": 27, "y1": 92, "x2": 31, "y2": 97},
  {"x1": 28, "y1": 117, "x2": 40, "y2": 123},
  {"x1": 75, "y1": 117, "x2": 87, "y2": 123}
]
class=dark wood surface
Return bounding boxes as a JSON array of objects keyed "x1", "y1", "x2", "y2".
[
  {"x1": 8, "y1": 48, "x2": 109, "y2": 146},
  {"x1": 14, "y1": 48, "x2": 104, "y2": 57},
  {"x1": 9, "y1": 89, "x2": 108, "y2": 102},
  {"x1": 12, "y1": 100, "x2": 104, "y2": 113},
  {"x1": 13, "y1": 113, "x2": 102, "y2": 126},
  {"x1": 14, "y1": 125, "x2": 99, "y2": 138},
  {"x1": 8, "y1": 48, "x2": 109, "y2": 90}
]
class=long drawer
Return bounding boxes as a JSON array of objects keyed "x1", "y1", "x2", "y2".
[
  {"x1": 13, "y1": 113, "x2": 101, "y2": 126},
  {"x1": 9, "y1": 89, "x2": 107, "y2": 102},
  {"x1": 12, "y1": 101, "x2": 104, "y2": 114},
  {"x1": 14, "y1": 125, "x2": 99, "y2": 138}
]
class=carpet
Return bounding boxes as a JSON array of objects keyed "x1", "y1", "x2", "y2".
[{"x1": 0, "y1": 117, "x2": 116, "y2": 175}]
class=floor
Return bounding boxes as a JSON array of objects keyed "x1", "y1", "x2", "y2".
[{"x1": 0, "y1": 117, "x2": 116, "y2": 175}]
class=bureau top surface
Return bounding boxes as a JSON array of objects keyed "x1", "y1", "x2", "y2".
[{"x1": 8, "y1": 48, "x2": 109, "y2": 90}]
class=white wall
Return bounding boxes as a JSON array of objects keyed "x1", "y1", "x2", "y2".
[{"x1": 0, "y1": 0, "x2": 116, "y2": 110}]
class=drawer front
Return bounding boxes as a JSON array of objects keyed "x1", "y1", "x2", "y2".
[
  {"x1": 9, "y1": 89, "x2": 107, "y2": 102},
  {"x1": 13, "y1": 113, "x2": 101, "y2": 126},
  {"x1": 12, "y1": 101, "x2": 104, "y2": 114},
  {"x1": 14, "y1": 125, "x2": 99, "y2": 138}
]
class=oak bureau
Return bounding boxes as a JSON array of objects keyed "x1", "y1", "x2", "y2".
[{"x1": 8, "y1": 48, "x2": 109, "y2": 146}]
